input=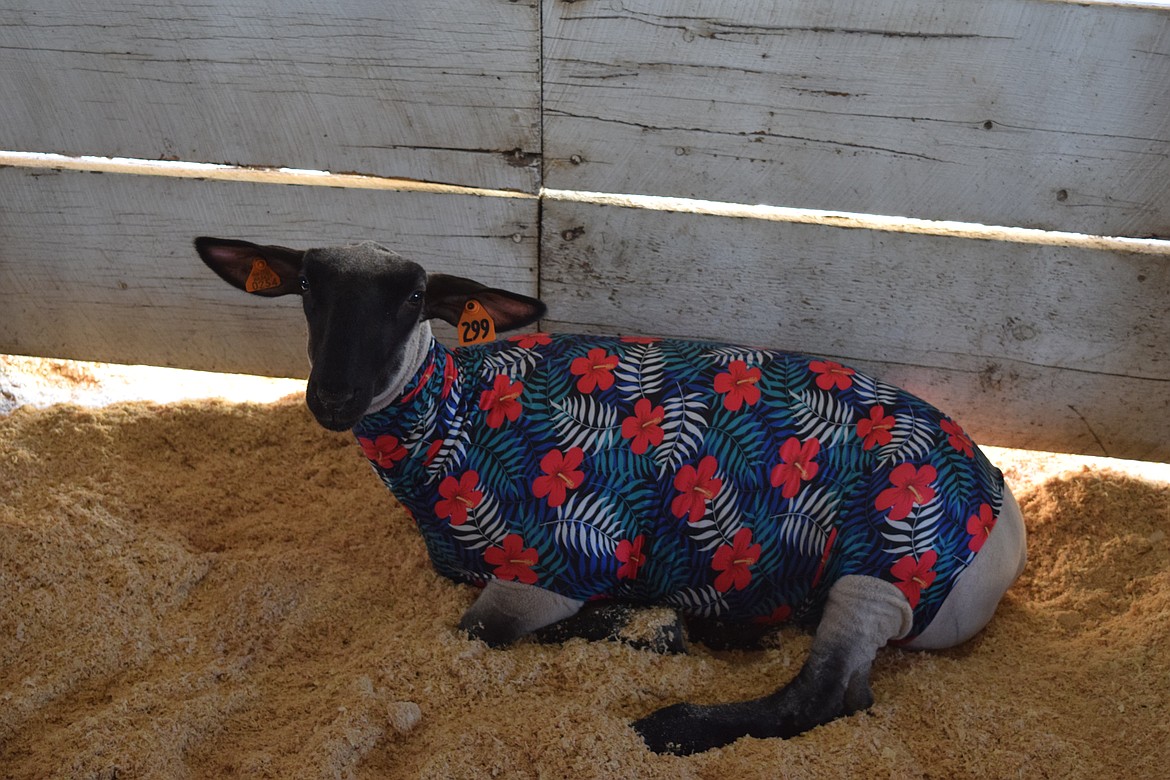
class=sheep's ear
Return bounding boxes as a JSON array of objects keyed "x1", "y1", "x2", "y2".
[
  {"x1": 194, "y1": 237, "x2": 305, "y2": 297},
  {"x1": 424, "y1": 273, "x2": 547, "y2": 332}
]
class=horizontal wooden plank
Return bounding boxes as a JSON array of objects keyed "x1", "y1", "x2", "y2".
[
  {"x1": 0, "y1": 167, "x2": 539, "y2": 377},
  {"x1": 539, "y1": 200, "x2": 1170, "y2": 461},
  {"x1": 0, "y1": 0, "x2": 540, "y2": 192},
  {"x1": 544, "y1": 0, "x2": 1170, "y2": 238}
]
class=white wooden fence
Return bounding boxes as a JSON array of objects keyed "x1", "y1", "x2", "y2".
[{"x1": 2, "y1": 0, "x2": 1168, "y2": 461}]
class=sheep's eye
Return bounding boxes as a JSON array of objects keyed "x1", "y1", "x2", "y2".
[
  {"x1": 408, "y1": 290, "x2": 424, "y2": 304},
  {"x1": 298, "y1": 276, "x2": 310, "y2": 292}
]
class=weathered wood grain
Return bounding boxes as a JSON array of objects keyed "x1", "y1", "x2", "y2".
[
  {"x1": 0, "y1": 168, "x2": 539, "y2": 377},
  {"x1": 544, "y1": 0, "x2": 1170, "y2": 237},
  {"x1": 3, "y1": 0, "x2": 1168, "y2": 464},
  {"x1": 0, "y1": 0, "x2": 540, "y2": 192},
  {"x1": 540, "y1": 200, "x2": 1170, "y2": 461}
]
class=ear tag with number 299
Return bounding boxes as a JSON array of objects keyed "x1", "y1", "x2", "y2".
[{"x1": 457, "y1": 300, "x2": 496, "y2": 346}]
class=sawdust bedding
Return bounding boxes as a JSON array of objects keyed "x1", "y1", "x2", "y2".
[{"x1": 1, "y1": 397, "x2": 1167, "y2": 779}]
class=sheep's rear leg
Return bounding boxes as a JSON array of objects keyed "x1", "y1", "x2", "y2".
[{"x1": 634, "y1": 575, "x2": 912, "y2": 755}]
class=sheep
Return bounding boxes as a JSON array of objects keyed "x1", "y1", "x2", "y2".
[{"x1": 194, "y1": 237, "x2": 1027, "y2": 755}]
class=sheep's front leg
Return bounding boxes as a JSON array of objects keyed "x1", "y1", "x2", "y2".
[
  {"x1": 534, "y1": 603, "x2": 687, "y2": 654},
  {"x1": 458, "y1": 579, "x2": 584, "y2": 647},
  {"x1": 634, "y1": 575, "x2": 912, "y2": 755}
]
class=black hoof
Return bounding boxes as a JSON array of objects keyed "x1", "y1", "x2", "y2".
[
  {"x1": 459, "y1": 617, "x2": 519, "y2": 648},
  {"x1": 633, "y1": 702, "x2": 735, "y2": 756}
]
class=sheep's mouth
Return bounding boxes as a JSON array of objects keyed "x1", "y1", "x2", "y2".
[
  {"x1": 312, "y1": 408, "x2": 363, "y2": 432},
  {"x1": 304, "y1": 388, "x2": 371, "y2": 432}
]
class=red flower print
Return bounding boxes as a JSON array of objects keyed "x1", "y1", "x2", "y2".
[
  {"x1": 754, "y1": 604, "x2": 793, "y2": 626},
  {"x1": 966, "y1": 503, "x2": 997, "y2": 553},
  {"x1": 479, "y1": 374, "x2": 524, "y2": 428},
  {"x1": 435, "y1": 471, "x2": 483, "y2": 526},
  {"x1": 621, "y1": 398, "x2": 666, "y2": 455},
  {"x1": 358, "y1": 434, "x2": 407, "y2": 469},
  {"x1": 857, "y1": 405, "x2": 896, "y2": 451},
  {"x1": 712, "y1": 528, "x2": 762, "y2": 592},
  {"x1": 671, "y1": 456, "x2": 723, "y2": 523},
  {"x1": 509, "y1": 332, "x2": 552, "y2": 349},
  {"x1": 532, "y1": 447, "x2": 585, "y2": 508},
  {"x1": 570, "y1": 347, "x2": 620, "y2": 394},
  {"x1": 424, "y1": 439, "x2": 443, "y2": 466},
  {"x1": 809, "y1": 360, "x2": 855, "y2": 391},
  {"x1": 440, "y1": 353, "x2": 457, "y2": 400},
  {"x1": 484, "y1": 533, "x2": 539, "y2": 585},
  {"x1": 890, "y1": 550, "x2": 939, "y2": 608},
  {"x1": 875, "y1": 463, "x2": 938, "y2": 521},
  {"x1": 770, "y1": 437, "x2": 821, "y2": 499},
  {"x1": 940, "y1": 418, "x2": 974, "y2": 458},
  {"x1": 615, "y1": 535, "x2": 647, "y2": 580},
  {"x1": 714, "y1": 360, "x2": 762, "y2": 411}
]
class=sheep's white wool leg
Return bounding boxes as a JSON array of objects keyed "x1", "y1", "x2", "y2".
[
  {"x1": 813, "y1": 574, "x2": 915, "y2": 710},
  {"x1": 905, "y1": 485, "x2": 1027, "y2": 651},
  {"x1": 458, "y1": 579, "x2": 584, "y2": 647}
]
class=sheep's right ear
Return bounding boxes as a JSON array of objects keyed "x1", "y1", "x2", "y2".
[{"x1": 194, "y1": 237, "x2": 305, "y2": 297}]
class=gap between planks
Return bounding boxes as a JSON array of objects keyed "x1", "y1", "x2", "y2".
[
  {"x1": 1052, "y1": 1, "x2": 1170, "y2": 9},
  {"x1": 3, "y1": 150, "x2": 1169, "y2": 256}
]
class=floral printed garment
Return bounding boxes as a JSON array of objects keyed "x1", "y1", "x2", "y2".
[{"x1": 353, "y1": 333, "x2": 1003, "y2": 639}]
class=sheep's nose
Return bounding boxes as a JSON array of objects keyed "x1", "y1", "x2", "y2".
[{"x1": 315, "y1": 386, "x2": 356, "y2": 411}]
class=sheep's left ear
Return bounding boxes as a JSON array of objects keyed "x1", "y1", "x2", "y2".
[{"x1": 424, "y1": 273, "x2": 547, "y2": 332}]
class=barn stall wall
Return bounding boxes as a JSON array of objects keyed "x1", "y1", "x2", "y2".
[{"x1": 1, "y1": 0, "x2": 1168, "y2": 461}]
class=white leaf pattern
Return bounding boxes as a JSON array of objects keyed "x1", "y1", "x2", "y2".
[
  {"x1": 852, "y1": 371, "x2": 900, "y2": 407},
  {"x1": 665, "y1": 586, "x2": 729, "y2": 618},
  {"x1": 614, "y1": 342, "x2": 666, "y2": 400},
  {"x1": 551, "y1": 395, "x2": 620, "y2": 453},
  {"x1": 687, "y1": 479, "x2": 743, "y2": 551},
  {"x1": 450, "y1": 492, "x2": 507, "y2": 550},
  {"x1": 880, "y1": 498, "x2": 945, "y2": 557},
  {"x1": 704, "y1": 346, "x2": 771, "y2": 367},
  {"x1": 776, "y1": 486, "x2": 842, "y2": 558},
  {"x1": 423, "y1": 431, "x2": 468, "y2": 485},
  {"x1": 653, "y1": 389, "x2": 707, "y2": 475},
  {"x1": 793, "y1": 389, "x2": 856, "y2": 445},
  {"x1": 482, "y1": 346, "x2": 538, "y2": 379},
  {"x1": 547, "y1": 493, "x2": 622, "y2": 558},
  {"x1": 877, "y1": 406, "x2": 937, "y2": 465}
]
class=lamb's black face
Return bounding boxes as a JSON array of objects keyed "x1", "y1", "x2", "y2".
[
  {"x1": 299, "y1": 243, "x2": 427, "y2": 431},
  {"x1": 197, "y1": 235, "x2": 547, "y2": 431}
]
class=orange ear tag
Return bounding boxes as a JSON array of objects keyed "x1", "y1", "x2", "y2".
[
  {"x1": 245, "y1": 258, "x2": 282, "y2": 293},
  {"x1": 457, "y1": 300, "x2": 496, "y2": 346}
]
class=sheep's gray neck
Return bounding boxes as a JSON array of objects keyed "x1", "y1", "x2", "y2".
[{"x1": 364, "y1": 321, "x2": 435, "y2": 417}]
